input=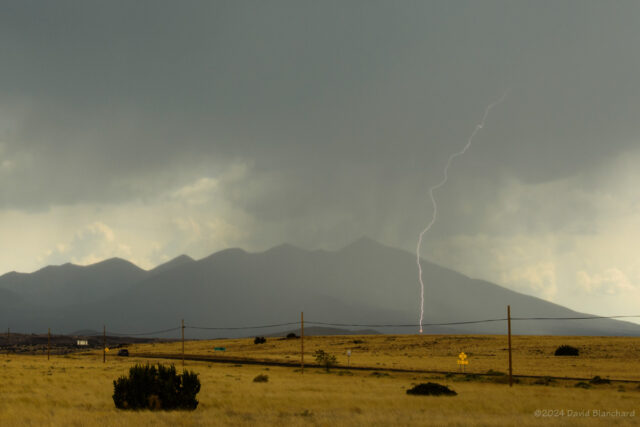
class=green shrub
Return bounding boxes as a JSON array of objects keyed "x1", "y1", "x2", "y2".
[
  {"x1": 112, "y1": 363, "x2": 200, "y2": 410},
  {"x1": 314, "y1": 349, "x2": 337, "y2": 372},
  {"x1": 254, "y1": 336, "x2": 266, "y2": 344}
]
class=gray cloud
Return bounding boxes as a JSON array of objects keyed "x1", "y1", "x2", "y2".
[{"x1": 2, "y1": 2, "x2": 640, "y2": 318}]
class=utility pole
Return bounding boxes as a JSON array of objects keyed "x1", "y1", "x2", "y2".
[
  {"x1": 6, "y1": 328, "x2": 9, "y2": 357},
  {"x1": 181, "y1": 319, "x2": 185, "y2": 368},
  {"x1": 301, "y1": 311, "x2": 304, "y2": 374},
  {"x1": 103, "y1": 325, "x2": 106, "y2": 363},
  {"x1": 47, "y1": 328, "x2": 51, "y2": 361},
  {"x1": 507, "y1": 305, "x2": 513, "y2": 387}
]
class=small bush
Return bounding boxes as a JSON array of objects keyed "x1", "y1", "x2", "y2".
[
  {"x1": 253, "y1": 374, "x2": 269, "y2": 383},
  {"x1": 554, "y1": 345, "x2": 579, "y2": 356},
  {"x1": 575, "y1": 382, "x2": 591, "y2": 389},
  {"x1": 314, "y1": 349, "x2": 337, "y2": 372},
  {"x1": 533, "y1": 376, "x2": 554, "y2": 386},
  {"x1": 286, "y1": 333, "x2": 298, "y2": 339},
  {"x1": 112, "y1": 363, "x2": 200, "y2": 410},
  {"x1": 453, "y1": 374, "x2": 472, "y2": 382},
  {"x1": 490, "y1": 375, "x2": 519, "y2": 384},
  {"x1": 406, "y1": 382, "x2": 457, "y2": 396},
  {"x1": 590, "y1": 376, "x2": 610, "y2": 385},
  {"x1": 254, "y1": 336, "x2": 266, "y2": 344},
  {"x1": 486, "y1": 369, "x2": 505, "y2": 376}
]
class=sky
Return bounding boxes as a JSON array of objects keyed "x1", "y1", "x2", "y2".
[{"x1": 1, "y1": 1, "x2": 639, "y2": 318}]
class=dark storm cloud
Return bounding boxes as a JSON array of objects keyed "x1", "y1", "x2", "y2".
[{"x1": 1, "y1": 1, "x2": 640, "y2": 248}]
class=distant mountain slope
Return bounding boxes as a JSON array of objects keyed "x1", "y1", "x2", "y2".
[
  {"x1": 2, "y1": 239, "x2": 639, "y2": 336},
  {"x1": 0, "y1": 288, "x2": 22, "y2": 308},
  {"x1": 0, "y1": 258, "x2": 146, "y2": 306},
  {"x1": 148, "y1": 255, "x2": 195, "y2": 276}
]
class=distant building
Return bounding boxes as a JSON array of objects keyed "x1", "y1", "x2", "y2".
[{"x1": 76, "y1": 340, "x2": 89, "y2": 346}]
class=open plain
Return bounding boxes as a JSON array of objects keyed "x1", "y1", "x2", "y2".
[{"x1": 1, "y1": 334, "x2": 639, "y2": 426}]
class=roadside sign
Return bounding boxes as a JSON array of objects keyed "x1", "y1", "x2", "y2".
[{"x1": 457, "y1": 352, "x2": 468, "y2": 372}]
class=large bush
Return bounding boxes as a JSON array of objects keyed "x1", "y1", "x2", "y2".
[
  {"x1": 113, "y1": 363, "x2": 200, "y2": 410},
  {"x1": 406, "y1": 382, "x2": 457, "y2": 396},
  {"x1": 554, "y1": 345, "x2": 579, "y2": 356}
]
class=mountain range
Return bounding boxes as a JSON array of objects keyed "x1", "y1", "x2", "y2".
[{"x1": 1, "y1": 238, "x2": 639, "y2": 337}]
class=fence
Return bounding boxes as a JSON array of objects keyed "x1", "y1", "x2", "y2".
[{"x1": 3, "y1": 308, "x2": 640, "y2": 386}]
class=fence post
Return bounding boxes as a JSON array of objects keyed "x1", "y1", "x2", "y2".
[
  {"x1": 103, "y1": 325, "x2": 106, "y2": 363},
  {"x1": 181, "y1": 319, "x2": 185, "y2": 368},
  {"x1": 301, "y1": 311, "x2": 304, "y2": 374},
  {"x1": 507, "y1": 305, "x2": 513, "y2": 387}
]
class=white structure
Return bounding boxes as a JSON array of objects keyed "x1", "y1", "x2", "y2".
[{"x1": 76, "y1": 340, "x2": 89, "y2": 346}]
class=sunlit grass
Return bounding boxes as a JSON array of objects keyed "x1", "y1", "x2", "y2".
[
  {"x1": 1, "y1": 335, "x2": 639, "y2": 426},
  {"x1": 130, "y1": 334, "x2": 640, "y2": 380}
]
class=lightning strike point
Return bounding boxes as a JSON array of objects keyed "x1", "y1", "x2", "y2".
[{"x1": 416, "y1": 92, "x2": 508, "y2": 334}]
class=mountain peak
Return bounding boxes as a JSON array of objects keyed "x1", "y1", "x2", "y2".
[
  {"x1": 150, "y1": 254, "x2": 195, "y2": 275},
  {"x1": 94, "y1": 257, "x2": 132, "y2": 266},
  {"x1": 263, "y1": 243, "x2": 304, "y2": 255},
  {"x1": 89, "y1": 257, "x2": 144, "y2": 271}
]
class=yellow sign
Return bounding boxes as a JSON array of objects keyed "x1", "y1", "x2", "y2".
[
  {"x1": 105, "y1": 347, "x2": 110, "y2": 352},
  {"x1": 457, "y1": 352, "x2": 468, "y2": 365}
]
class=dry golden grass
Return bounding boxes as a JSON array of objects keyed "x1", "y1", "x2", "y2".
[
  {"x1": 131, "y1": 334, "x2": 640, "y2": 380},
  {"x1": 0, "y1": 335, "x2": 638, "y2": 426}
]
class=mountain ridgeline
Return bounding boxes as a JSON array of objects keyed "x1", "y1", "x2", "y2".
[{"x1": 1, "y1": 238, "x2": 638, "y2": 337}]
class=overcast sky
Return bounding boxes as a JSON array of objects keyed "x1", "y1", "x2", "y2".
[{"x1": 1, "y1": 1, "x2": 639, "y2": 318}]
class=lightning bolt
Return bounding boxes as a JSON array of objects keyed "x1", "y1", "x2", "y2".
[{"x1": 417, "y1": 92, "x2": 508, "y2": 333}]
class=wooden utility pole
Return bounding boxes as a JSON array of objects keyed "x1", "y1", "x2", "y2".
[
  {"x1": 103, "y1": 325, "x2": 106, "y2": 363},
  {"x1": 507, "y1": 305, "x2": 513, "y2": 387},
  {"x1": 6, "y1": 328, "x2": 9, "y2": 357},
  {"x1": 301, "y1": 311, "x2": 304, "y2": 374},
  {"x1": 181, "y1": 319, "x2": 185, "y2": 368},
  {"x1": 47, "y1": 328, "x2": 51, "y2": 361}
]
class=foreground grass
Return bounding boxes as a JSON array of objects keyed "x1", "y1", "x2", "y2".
[{"x1": 1, "y1": 345, "x2": 639, "y2": 426}]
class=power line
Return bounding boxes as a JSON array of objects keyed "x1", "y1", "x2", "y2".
[
  {"x1": 305, "y1": 319, "x2": 508, "y2": 328},
  {"x1": 64, "y1": 314, "x2": 640, "y2": 337},
  {"x1": 511, "y1": 315, "x2": 640, "y2": 321},
  {"x1": 303, "y1": 315, "x2": 640, "y2": 329},
  {"x1": 105, "y1": 327, "x2": 182, "y2": 336}
]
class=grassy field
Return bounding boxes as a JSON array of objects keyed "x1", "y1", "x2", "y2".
[
  {"x1": 130, "y1": 334, "x2": 640, "y2": 380},
  {"x1": 1, "y1": 335, "x2": 639, "y2": 426}
]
